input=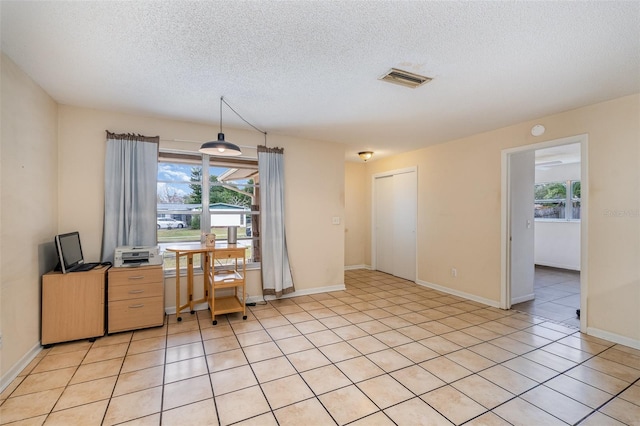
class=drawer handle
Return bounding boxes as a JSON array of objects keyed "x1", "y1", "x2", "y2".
[
  {"x1": 129, "y1": 289, "x2": 145, "y2": 294},
  {"x1": 128, "y1": 276, "x2": 145, "y2": 280},
  {"x1": 129, "y1": 304, "x2": 145, "y2": 309}
]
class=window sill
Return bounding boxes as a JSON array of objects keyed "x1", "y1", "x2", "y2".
[{"x1": 534, "y1": 219, "x2": 581, "y2": 223}]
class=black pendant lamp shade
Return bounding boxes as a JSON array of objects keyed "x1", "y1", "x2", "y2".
[
  {"x1": 199, "y1": 132, "x2": 242, "y2": 156},
  {"x1": 199, "y1": 96, "x2": 243, "y2": 157}
]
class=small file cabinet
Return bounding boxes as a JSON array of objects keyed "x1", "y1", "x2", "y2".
[
  {"x1": 41, "y1": 266, "x2": 108, "y2": 346},
  {"x1": 108, "y1": 265, "x2": 164, "y2": 333}
]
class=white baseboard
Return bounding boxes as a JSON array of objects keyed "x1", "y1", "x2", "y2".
[
  {"x1": 586, "y1": 327, "x2": 640, "y2": 350},
  {"x1": 344, "y1": 264, "x2": 371, "y2": 271},
  {"x1": 416, "y1": 279, "x2": 501, "y2": 309},
  {"x1": 1, "y1": 342, "x2": 42, "y2": 393},
  {"x1": 261, "y1": 284, "x2": 347, "y2": 301},
  {"x1": 511, "y1": 293, "x2": 535, "y2": 305}
]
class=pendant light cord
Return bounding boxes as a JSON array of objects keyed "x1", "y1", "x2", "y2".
[
  {"x1": 219, "y1": 97, "x2": 223, "y2": 133},
  {"x1": 221, "y1": 96, "x2": 268, "y2": 145}
]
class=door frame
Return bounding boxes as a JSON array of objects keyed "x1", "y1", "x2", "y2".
[
  {"x1": 500, "y1": 134, "x2": 588, "y2": 332},
  {"x1": 371, "y1": 166, "x2": 418, "y2": 280}
]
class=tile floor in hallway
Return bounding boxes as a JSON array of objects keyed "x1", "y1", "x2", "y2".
[
  {"x1": 1, "y1": 269, "x2": 639, "y2": 425},
  {"x1": 513, "y1": 266, "x2": 581, "y2": 328}
]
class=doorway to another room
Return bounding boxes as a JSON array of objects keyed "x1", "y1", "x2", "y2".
[
  {"x1": 513, "y1": 265, "x2": 581, "y2": 327},
  {"x1": 504, "y1": 137, "x2": 586, "y2": 330}
]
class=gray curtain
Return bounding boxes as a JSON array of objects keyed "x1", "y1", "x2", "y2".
[
  {"x1": 258, "y1": 145, "x2": 295, "y2": 297},
  {"x1": 101, "y1": 131, "x2": 159, "y2": 263}
]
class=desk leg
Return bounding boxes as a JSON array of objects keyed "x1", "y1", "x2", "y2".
[
  {"x1": 204, "y1": 251, "x2": 210, "y2": 302},
  {"x1": 175, "y1": 253, "x2": 182, "y2": 322},
  {"x1": 205, "y1": 251, "x2": 217, "y2": 325},
  {"x1": 187, "y1": 253, "x2": 194, "y2": 315}
]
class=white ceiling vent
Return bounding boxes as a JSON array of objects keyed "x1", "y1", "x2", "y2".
[{"x1": 379, "y1": 68, "x2": 432, "y2": 88}]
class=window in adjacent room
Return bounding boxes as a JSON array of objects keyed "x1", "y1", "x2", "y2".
[
  {"x1": 534, "y1": 180, "x2": 581, "y2": 220},
  {"x1": 157, "y1": 151, "x2": 260, "y2": 272}
]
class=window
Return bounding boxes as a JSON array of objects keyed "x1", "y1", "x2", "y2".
[
  {"x1": 157, "y1": 152, "x2": 260, "y2": 271},
  {"x1": 534, "y1": 180, "x2": 581, "y2": 220}
]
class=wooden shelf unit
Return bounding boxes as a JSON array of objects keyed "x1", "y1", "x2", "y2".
[
  {"x1": 41, "y1": 266, "x2": 108, "y2": 346},
  {"x1": 108, "y1": 265, "x2": 164, "y2": 333},
  {"x1": 208, "y1": 246, "x2": 247, "y2": 325}
]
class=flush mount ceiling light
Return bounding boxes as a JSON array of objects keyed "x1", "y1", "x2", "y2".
[
  {"x1": 200, "y1": 96, "x2": 266, "y2": 156},
  {"x1": 379, "y1": 68, "x2": 432, "y2": 88},
  {"x1": 358, "y1": 151, "x2": 374, "y2": 162},
  {"x1": 531, "y1": 124, "x2": 546, "y2": 137}
]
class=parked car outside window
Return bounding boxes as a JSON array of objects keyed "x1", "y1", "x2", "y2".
[{"x1": 157, "y1": 218, "x2": 186, "y2": 229}]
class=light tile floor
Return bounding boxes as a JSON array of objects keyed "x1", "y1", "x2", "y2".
[
  {"x1": 513, "y1": 266, "x2": 581, "y2": 328},
  {"x1": 1, "y1": 269, "x2": 639, "y2": 425}
]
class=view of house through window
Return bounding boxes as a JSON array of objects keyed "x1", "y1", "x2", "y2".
[
  {"x1": 534, "y1": 180, "x2": 581, "y2": 220},
  {"x1": 157, "y1": 152, "x2": 260, "y2": 270}
]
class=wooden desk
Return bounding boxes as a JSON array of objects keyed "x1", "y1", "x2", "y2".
[
  {"x1": 165, "y1": 243, "x2": 247, "y2": 323},
  {"x1": 165, "y1": 243, "x2": 212, "y2": 321}
]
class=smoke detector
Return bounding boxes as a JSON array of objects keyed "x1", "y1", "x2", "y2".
[{"x1": 379, "y1": 68, "x2": 432, "y2": 88}]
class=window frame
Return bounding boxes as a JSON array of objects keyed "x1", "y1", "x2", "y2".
[
  {"x1": 534, "y1": 179, "x2": 581, "y2": 222},
  {"x1": 157, "y1": 151, "x2": 261, "y2": 274}
]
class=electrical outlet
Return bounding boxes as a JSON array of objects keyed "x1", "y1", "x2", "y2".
[
  {"x1": 451, "y1": 268, "x2": 457, "y2": 278},
  {"x1": 245, "y1": 293, "x2": 256, "y2": 307},
  {"x1": 0, "y1": 334, "x2": 3, "y2": 349},
  {"x1": 332, "y1": 216, "x2": 340, "y2": 225}
]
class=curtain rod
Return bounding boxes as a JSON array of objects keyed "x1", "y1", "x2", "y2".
[
  {"x1": 106, "y1": 131, "x2": 159, "y2": 143},
  {"x1": 160, "y1": 138, "x2": 258, "y2": 150}
]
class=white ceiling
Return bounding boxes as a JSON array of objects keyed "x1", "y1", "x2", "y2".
[
  {"x1": 535, "y1": 142, "x2": 581, "y2": 168},
  {"x1": 2, "y1": 1, "x2": 639, "y2": 161}
]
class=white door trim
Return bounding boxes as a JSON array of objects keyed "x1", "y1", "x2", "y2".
[{"x1": 501, "y1": 134, "x2": 588, "y2": 332}]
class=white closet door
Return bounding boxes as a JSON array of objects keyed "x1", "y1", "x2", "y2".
[
  {"x1": 374, "y1": 170, "x2": 417, "y2": 281},
  {"x1": 509, "y1": 150, "x2": 535, "y2": 305},
  {"x1": 393, "y1": 171, "x2": 417, "y2": 281},
  {"x1": 375, "y1": 175, "x2": 395, "y2": 275}
]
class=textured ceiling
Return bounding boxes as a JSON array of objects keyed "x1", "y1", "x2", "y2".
[{"x1": 2, "y1": 1, "x2": 639, "y2": 161}]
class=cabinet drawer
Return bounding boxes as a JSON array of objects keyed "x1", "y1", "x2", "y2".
[
  {"x1": 108, "y1": 282, "x2": 163, "y2": 302},
  {"x1": 109, "y1": 267, "x2": 163, "y2": 287},
  {"x1": 108, "y1": 296, "x2": 164, "y2": 333},
  {"x1": 214, "y1": 248, "x2": 246, "y2": 260}
]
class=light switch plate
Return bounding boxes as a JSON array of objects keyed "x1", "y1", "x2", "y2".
[{"x1": 332, "y1": 217, "x2": 340, "y2": 225}]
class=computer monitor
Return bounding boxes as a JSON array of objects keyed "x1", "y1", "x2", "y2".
[{"x1": 54, "y1": 231, "x2": 86, "y2": 274}]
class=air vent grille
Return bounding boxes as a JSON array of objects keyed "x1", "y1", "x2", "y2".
[{"x1": 379, "y1": 68, "x2": 432, "y2": 88}]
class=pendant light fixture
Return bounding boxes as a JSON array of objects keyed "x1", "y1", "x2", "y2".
[{"x1": 199, "y1": 96, "x2": 243, "y2": 156}]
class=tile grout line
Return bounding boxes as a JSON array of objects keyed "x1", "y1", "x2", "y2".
[
  {"x1": 454, "y1": 332, "x2": 623, "y2": 425},
  {"x1": 175, "y1": 282, "x2": 631, "y2": 425},
  {"x1": 574, "y1": 376, "x2": 640, "y2": 425},
  {"x1": 156, "y1": 316, "x2": 170, "y2": 425},
  {"x1": 343, "y1": 276, "x2": 623, "y2": 425},
  {"x1": 230, "y1": 313, "x2": 285, "y2": 425},
  {"x1": 4, "y1": 270, "x2": 638, "y2": 425},
  {"x1": 200, "y1": 312, "x2": 229, "y2": 426}
]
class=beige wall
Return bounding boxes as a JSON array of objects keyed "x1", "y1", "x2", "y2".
[
  {"x1": 351, "y1": 94, "x2": 640, "y2": 345},
  {"x1": 1, "y1": 66, "x2": 345, "y2": 382},
  {"x1": 2, "y1": 47, "x2": 637, "y2": 385},
  {"x1": 1, "y1": 54, "x2": 59, "y2": 380},
  {"x1": 57, "y1": 106, "x2": 346, "y2": 307}
]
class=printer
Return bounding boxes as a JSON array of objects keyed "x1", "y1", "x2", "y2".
[{"x1": 114, "y1": 246, "x2": 162, "y2": 267}]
